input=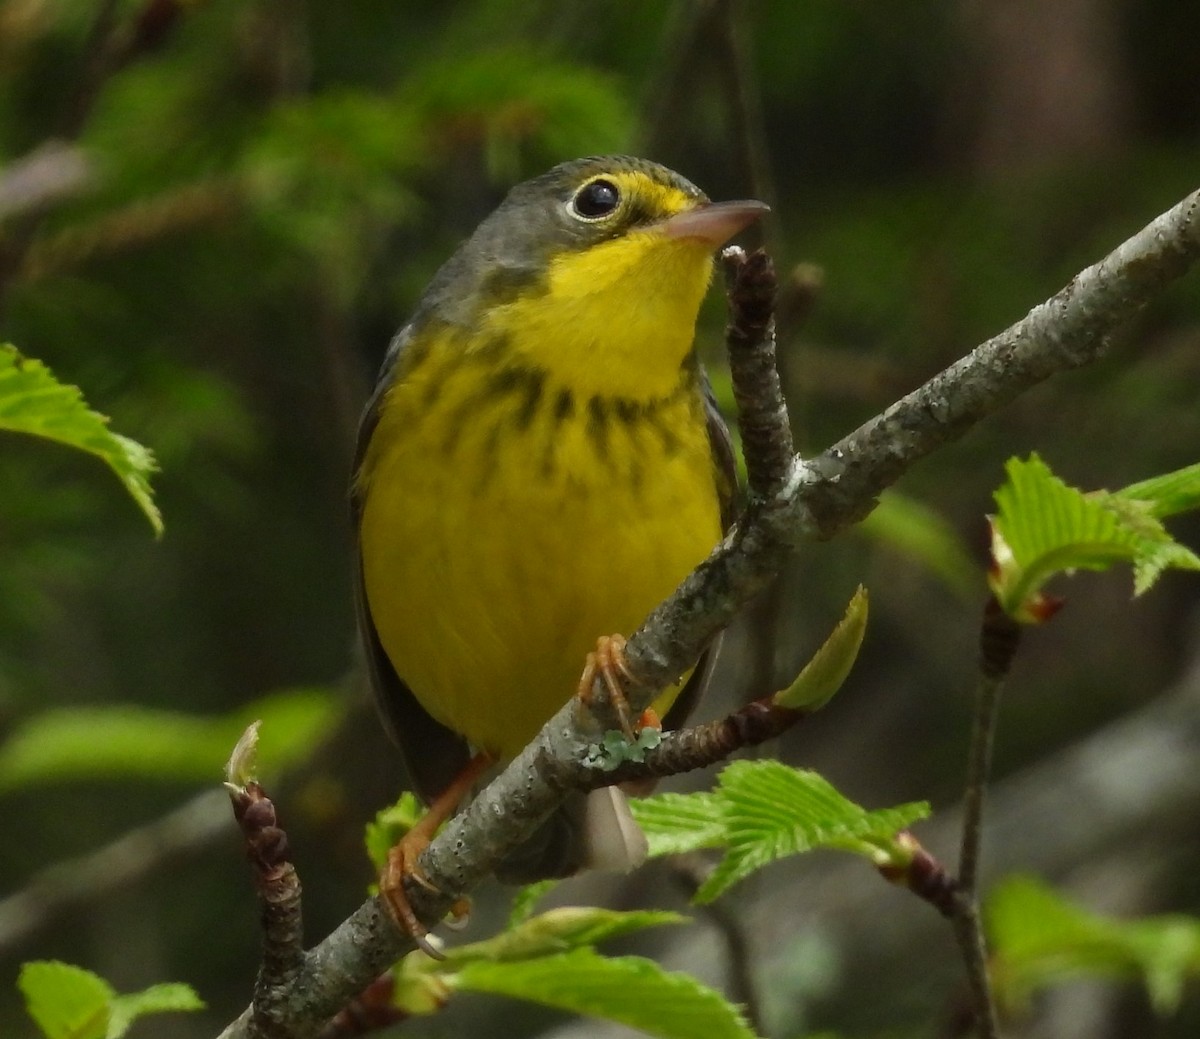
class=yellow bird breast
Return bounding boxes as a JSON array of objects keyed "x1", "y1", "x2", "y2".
[{"x1": 358, "y1": 346, "x2": 723, "y2": 761}]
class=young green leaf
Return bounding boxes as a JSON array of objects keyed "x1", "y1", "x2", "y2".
[
  {"x1": 1098, "y1": 494, "x2": 1200, "y2": 594},
  {"x1": 0, "y1": 344, "x2": 161, "y2": 535},
  {"x1": 452, "y1": 948, "x2": 757, "y2": 1039},
  {"x1": 0, "y1": 688, "x2": 340, "y2": 792},
  {"x1": 630, "y1": 790, "x2": 728, "y2": 858},
  {"x1": 437, "y1": 907, "x2": 686, "y2": 966},
  {"x1": 988, "y1": 454, "x2": 1200, "y2": 620},
  {"x1": 633, "y1": 762, "x2": 929, "y2": 904},
  {"x1": 19, "y1": 961, "x2": 112, "y2": 1039},
  {"x1": 695, "y1": 760, "x2": 930, "y2": 904},
  {"x1": 774, "y1": 585, "x2": 869, "y2": 711},
  {"x1": 364, "y1": 791, "x2": 424, "y2": 872},
  {"x1": 988, "y1": 875, "x2": 1200, "y2": 1015},
  {"x1": 107, "y1": 983, "x2": 204, "y2": 1038},
  {"x1": 1115, "y1": 461, "x2": 1200, "y2": 519},
  {"x1": 391, "y1": 907, "x2": 690, "y2": 1017}
]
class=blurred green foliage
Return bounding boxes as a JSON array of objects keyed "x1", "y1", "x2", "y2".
[
  {"x1": 988, "y1": 876, "x2": 1200, "y2": 1017},
  {"x1": 19, "y1": 959, "x2": 202, "y2": 1039},
  {"x1": 2, "y1": 1, "x2": 1199, "y2": 1036},
  {"x1": 0, "y1": 687, "x2": 339, "y2": 792},
  {"x1": 0, "y1": 343, "x2": 160, "y2": 533}
]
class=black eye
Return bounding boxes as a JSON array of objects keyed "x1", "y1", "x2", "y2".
[{"x1": 571, "y1": 179, "x2": 620, "y2": 219}]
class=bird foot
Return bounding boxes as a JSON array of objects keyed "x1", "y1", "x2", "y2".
[
  {"x1": 578, "y1": 634, "x2": 657, "y2": 741},
  {"x1": 380, "y1": 834, "x2": 443, "y2": 959},
  {"x1": 378, "y1": 752, "x2": 492, "y2": 959}
]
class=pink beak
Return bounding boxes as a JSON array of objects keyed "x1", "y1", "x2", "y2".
[{"x1": 658, "y1": 199, "x2": 770, "y2": 246}]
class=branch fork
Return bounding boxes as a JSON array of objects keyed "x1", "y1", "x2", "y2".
[{"x1": 221, "y1": 188, "x2": 1200, "y2": 1038}]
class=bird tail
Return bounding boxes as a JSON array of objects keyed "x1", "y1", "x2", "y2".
[{"x1": 579, "y1": 786, "x2": 649, "y2": 873}]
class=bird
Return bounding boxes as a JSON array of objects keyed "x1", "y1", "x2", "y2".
[{"x1": 351, "y1": 155, "x2": 765, "y2": 948}]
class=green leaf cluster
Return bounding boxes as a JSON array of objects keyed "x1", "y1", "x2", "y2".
[
  {"x1": 988, "y1": 875, "x2": 1200, "y2": 1015},
  {"x1": 989, "y1": 454, "x2": 1200, "y2": 620},
  {"x1": 391, "y1": 906, "x2": 757, "y2": 1039},
  {"x1": 364, "y1": 790, "x2": 425, "y2": 873},
  {"x1": 631, "y1": 760, "x2": 930, "y2": 903},
  {"x1": 19, "y1": 961, "x2": 202, "y2": 1039},
  {"x1": 0, "y1": 688, "x2": 340, "y2": 793},
  {"x1": 0, "y1": 344, "x2": 160, "y2": 534}
]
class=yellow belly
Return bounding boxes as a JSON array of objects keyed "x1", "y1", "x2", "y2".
[{"x1": 358, "y1": 357, "x2": 722, "y2": 760}]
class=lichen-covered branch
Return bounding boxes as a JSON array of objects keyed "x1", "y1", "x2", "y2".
[{"x1": 217, "y1": 186, "x2": 1200, "y2": 1039}]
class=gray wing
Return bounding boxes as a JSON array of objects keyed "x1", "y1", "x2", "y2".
[
  {"x1": 660, "y1": 364, "x2": 740, "y2": 731},
  {"x1": 351, "y1": 326, "x2": 473, "y2": 804}
]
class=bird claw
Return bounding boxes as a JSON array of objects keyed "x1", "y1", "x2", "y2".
[
  {"x1": 378, "y1": 752, "x2": 492, "y2": 960},
  {"x1": 577, "y1": 634, "x2": 644, "y2": 741},
  {"x1": 381, "y1": 838, "x2": 444, "y2": 960}
]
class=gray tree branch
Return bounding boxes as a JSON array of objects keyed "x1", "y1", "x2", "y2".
[{"x1": 218, "y1": 186, "x2": 1200, "y2": 1038}]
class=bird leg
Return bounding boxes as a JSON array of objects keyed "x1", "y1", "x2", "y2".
[
  {"x1": 380, "y1": 751, "x2": 492, "y2": 958},
  {"x1": 577, "y1": 634, "x2": 662, "y2": 741}
]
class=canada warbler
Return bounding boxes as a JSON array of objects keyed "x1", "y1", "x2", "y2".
[{"x1": 352, "y1": 155, "x2": 765, "y2": 918}]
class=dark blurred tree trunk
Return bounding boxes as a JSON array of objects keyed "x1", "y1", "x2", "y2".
[{"x1": 954, "y1": 0, "x2": 1132, "y2": 173}]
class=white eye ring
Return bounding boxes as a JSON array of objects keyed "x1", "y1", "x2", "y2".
[{"x1": 570, "y1": 178, "x2": 621, "y2": 220}]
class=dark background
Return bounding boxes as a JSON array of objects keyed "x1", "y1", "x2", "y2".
[{"x1": 1, "y1": 1, "x2": 1198, "y2": 1036}]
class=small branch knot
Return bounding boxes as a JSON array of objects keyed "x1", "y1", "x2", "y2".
[{"x1": 979, "y1": 597, "x2": 1023, "y2": 679}]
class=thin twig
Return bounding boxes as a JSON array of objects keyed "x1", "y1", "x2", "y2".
[
  {"x1": 950, "y1": 598, "x2": 1023, "y2": 1037},
  {"x1": 0, "y1": 0, "x2": 191, "y2": 317},
  {"x1": 672, "y1": 854, "x2": 766, "y2": 1036},
  {"x1": 20, "y1": 178, "x2": 240, "y2": 282},
  {"x1": 635, "y1": 0, "x2": 718, "y2": 157},
  {"x1": 227, "y1": 726, "x2": 306, "y2": 1038},
  {"x1": 586, "y1": 696, "x2": 803, "y2": 788},
  {"x1": 60, "y1": 0, "x2": 124, "y2": 138},
  {"x1": 876, "y1": 837, "x2": 998, "y2": 1037},
  {"x1": 0, "y1": 788, "x2": 231, "y2": 953},
  {"x1": 722, "y1": 247, "x2": 792, "y2": 500},
  {"x1": 715, "y1": 0, "x2": 779, "y2": 250},
  {"x1": 951, "y1": 900, "x2": 1001, "y2": 1039},
  {"x1": 0, "y1": 143, "x2": 93, "y2": 223},
  {"x1": 959, "y1": 606, "x2": 1020, "y2": 895}
]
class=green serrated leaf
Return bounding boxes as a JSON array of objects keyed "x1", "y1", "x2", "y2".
[
  {"x1": 0, "y1": 688, "x2": 340, "y2": 792},
  {"x1": 437, "y1": 907, "x2": 686, "y2": 967},
  {"x1": 988, "y1": 875, "x2": 1200, "y2": 1015},
  {"x1": 364, "y1": 791, "x2": 425, "y2": 872},
  {"x1": 629, "y1": 791, "x2": 727, "y2": 858},
  {"x1": 1115, "y1": 461, "x2": 1200, "y2": 519},
  {"x1": 452, "y1": 948, "x2": 757, "y2": 1039},
  {"x1": 989, "y1": 454, "x2": 1200, "y2": 619},
  {"x1": 106, "y1": 982, "x2": 204, "y2": 1038},
  {"x1": 858, "y1": 492, "x2": 979, "y2": 600},
  {"x1": 1129, "y1": 537, "x2": 1200, "y2": 595},
  {"x1": 0, "y1": 344, "x2": 161, "y2": 534},
  {"x1": 696, "y1": 761, "x2": 929, "y2": 904},
  {"x1": 774, "y1": 585, "x2": 868, "y2": 711},
  {"x1": 19, "y1": 961, "x2": 113, "y2": 1039}
]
